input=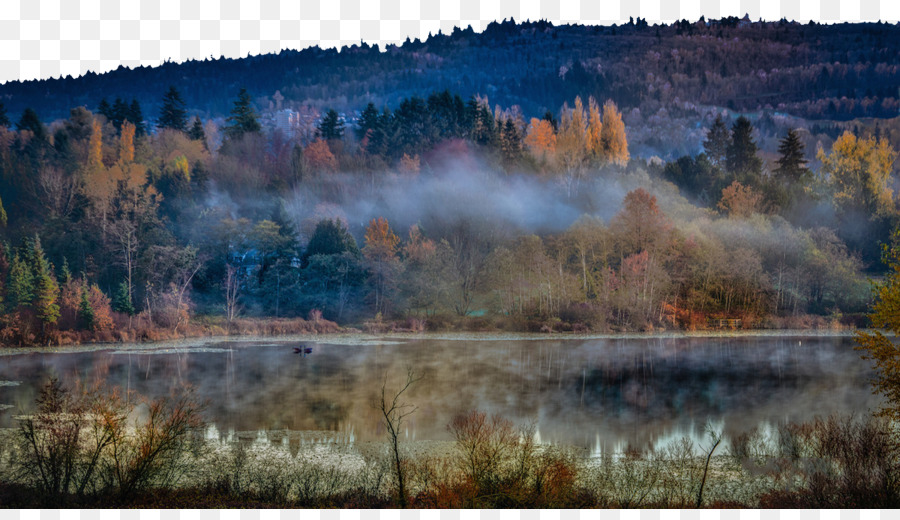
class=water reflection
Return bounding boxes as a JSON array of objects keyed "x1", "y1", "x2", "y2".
[{"x1": 0, "y1": 335, "x2": 878, "y2": 452}]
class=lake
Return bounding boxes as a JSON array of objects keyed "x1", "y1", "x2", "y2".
[{"x1": 0, "y1": 333, "x2": 880, "y2": 454}]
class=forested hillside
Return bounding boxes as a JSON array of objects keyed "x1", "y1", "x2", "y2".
[{"x1": 0, "y1": 18, "x2": 898, "y2": 345}]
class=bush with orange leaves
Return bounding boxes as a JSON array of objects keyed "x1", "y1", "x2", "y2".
[{"x1": 412, "y1": 410, "x2": 584, "y2": 508}]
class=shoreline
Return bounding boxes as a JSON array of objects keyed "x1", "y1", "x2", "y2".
[{"x1": 0, "y1": 327, "x2": 862, "y2": 356}]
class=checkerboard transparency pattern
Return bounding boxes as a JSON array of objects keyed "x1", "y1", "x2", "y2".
[
  {"x1": 0, "y1": 0, "x2": 897, "y2": 518},
  {"x1": 1, "y1": 0, "x2": 899, "y2": 84}
]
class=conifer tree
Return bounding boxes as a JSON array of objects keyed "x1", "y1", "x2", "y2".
[
  {"x1": 59, "y1": 258, "x2": 72, "y2": 285},
  {"x1": 111, "y1": 98, "x2": 129, "y2": 130},
  {"x1": 158, "y1": 86, "x2": 188, "y2": 132},
  {"x1": 356, "y1": 103, "x2": 379, "y2": 141},
  {"x1": 17, "y1": 108, "x2": 47, "y2": 141},
  {"x1": 78, "y1": 283, "x2": 95, "y2": 331},
  {"x1": 317, "y1": 109, "x2": 345, "y2": 141},
  {"x1": 704, "y1": 114, "x2": 730, "y2": 168},
  {"x1": 187, "y1": 116, "x2": 206, "y2": 143},
  {"x1": 0, "y1": 102, "x2": 9, "y2": 127},
  {"x1": 113, "y1": 280, "x2": 135, "y2": 316},
  {"x1": 129, "y1": 99, "x2": 146, "y2": 137},
  {"x1": 726, "y1": 116, "x2": 763, "y2": 182},
  {"x1": 224, "y1": 87, "x2": 261, "y2": 139},
  {"x1": 97, "y1": 98, "x2": 113, "y2": 121},
  {"x1": 30, "y1": 236, "x2": 60, "y2": 332},
  {"x1": 774, "y1": 128, "x2": 810, "y2": 184},
  {"x1": 8, "y1": 252, "x2": 34, "y2": 309}
]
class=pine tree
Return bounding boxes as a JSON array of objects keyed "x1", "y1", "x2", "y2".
[
  {"x1": 704, "y1": 114, "x2": 730, "y2": 168},
  {"x1": 224, "y1": 87, "x2": 261, "y2": 140},
  {"x1": 17, "y1": 108, "x2": 47, "y2": 141},
  {"x1": 59, "y1": 258, "x2": 72, "y2": 285},
  {"x1": 29, "y1": 236, "x2": 60, "y2": 332},
  {"x1": 0, "y1": 102, "x2": 9, "y2": 127},
  {"x1": 726, "y1": 116, "x2": 763, "y2": 182},
  {"x1": 8, "y1": 252, "x2": 34, "y2": 309},
  {"x1": 317, "y1": 109, "x2": 344, "y2": 141},
  {"x1": 129, "y1": 99, "x2": 146, "y2": 137},
  {"x1": 356, "y1": 103, "x2": 379, "y2": 140},
  {"x1": 158, "y1": 86, "x2": 188, "y2": 132},
  {"x1": 113, "y1": 280, "x2": 135, "y2": 316},
  {"x1": 111, "y1": 98, "x2": 129, "y2": 130},
  {"x1": 78, "y1": 283, "x2": 95, "y2": 331},
  {"x1": 187, "y1": 116, "x2": 206, "y2": 143},
  {"x1": 774, "y1": 128, "x2": 810, "y2": 184},
  {"x1": 97, "y1": 98, "x2": 113, "y2": 121}
]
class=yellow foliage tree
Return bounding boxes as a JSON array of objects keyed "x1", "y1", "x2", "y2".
[
  {"x1": 523, "y1": 118, "x2": 557, "y2": 160},
  {"x1": 587, "y1": 96, "x2": 603, "y2": 159},
  {"x1": 305, "y1": 138, "x2": 338, "y2": 172},
  {"x1": 363, "y1": 217, "x2": 401, "y2": 315},
  {"x1": 119, "y1": 120, "x2": 135, "y2": 164},
  {"x1": 600, "y1": 99, "x2": 629, "y2": 166},
  {"x1": 718, "y1": 180, "x2": 764, "y2": 218},
  {"x1": 818, "y1": 131, "x2": 897, "y2": 218},
  {"x1": 364, "y1": 217, "x2": 400, "y2": 262},
  {"x1": 856, "y1": 231, "x2": 900, "y2": 420},
  {"x1": 87, "y1": 119, "x2": 104, "y2": 170}
]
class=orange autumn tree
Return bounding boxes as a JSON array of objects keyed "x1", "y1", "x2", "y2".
[
  {"x1": 600, "y1": 99, "x2": 629, "y2": 166},
  {"x1": 587, "y1": 96, "x2": 603, "y2": 159},
  {"x1": 524, "y1": 118, "x2": 557, "y2": 162},
  {"x1": 718, "y1": 180, "x2": 763, "y2": 217},
  {"x1": 119, "y1": 120, "x2": 135, "y2": 164},
  {"x1": 363, "y1": 217, "x2": 401, "y2": 315},
  {"x1": 305, "y1": 138, "x2": 338, "y2": 172}
]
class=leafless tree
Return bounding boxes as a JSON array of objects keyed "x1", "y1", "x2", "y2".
[
  {"x1": 224, "y1": 263, "x2": 242, "y2": 327},
  {"x1": 37, "y1": 166, "x2": 79, "y2": 219},
  {"x1": 375, "y1": 367, "x2": 421, "y2": 508}
]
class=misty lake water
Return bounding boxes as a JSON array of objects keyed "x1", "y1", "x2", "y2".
[{"x1": 0, "y1": 334, "x2": 880, "y2": 454}]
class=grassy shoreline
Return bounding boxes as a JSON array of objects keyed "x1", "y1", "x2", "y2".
[{"x1": 0, "y1": 326, "x2": 861, "y2": 356}]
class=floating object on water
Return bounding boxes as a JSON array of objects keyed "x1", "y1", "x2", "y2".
[{"x1": 293, "y1": 345, "x2": 314, "y2": 355}]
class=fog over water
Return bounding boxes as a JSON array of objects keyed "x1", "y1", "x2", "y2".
[{"x1": 0, "y1": 335, "x2": 878, "y2": 453}]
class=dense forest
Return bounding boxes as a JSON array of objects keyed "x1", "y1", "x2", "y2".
[{"x1": 0, "y1": 18, "x2": 899, "y2": 345}]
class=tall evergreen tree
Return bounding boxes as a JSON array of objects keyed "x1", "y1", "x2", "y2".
[
  {"x1": 356, "y1": 103, "x2": 379, "y2": 141},
  {"x1": 111, "y1": 98, "x2": 129, "y2": 130},
  {"x1": 317, "y1": 109, "x2": 345, "y2": 141},
  {"x1": 726, "y1": 116, "x2": 763, "y2": 182},
  {"x1": 187, "y1": 116, "x2": 206, "y2": 143},
  {"x1": 59, "y1": 258, "x2": 72, "y2": 285},
  {"x1": 113, "y1": 280, "x2": 135, "y2": 316},
  {"x1": 774, "y1": 128, "x2": 810, "y2": 184},
  {"x1": 78, "y1": 283, "x2": 95, "y2": 331},
  {"x1": 129, "y1": 99, "x2": 146, "y2": 137},
  {"x1": 8, "y1": 252, "x2": 33, "y2": 309},
  {"x1": 704, "y1": 114, "x2": 730, "y2": 168},
  {"x1": 158, "y1": 86, "x2": 188, "y2": 132},
  {"x1": 0, "y1": 102, "x2": 9, "y2": 127},
  {"x1": 17, "y1": 108, "x2": 47, "y2": 141},
  {"x1": 97, "y1": 98, "x2": 113, "y2": 121},
  {"x1": 29, "y1": 236, "x2": 60, "y2": 332},
  {"x1": 224, "y1": 87, "x2": 261, "y2": 139}
]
